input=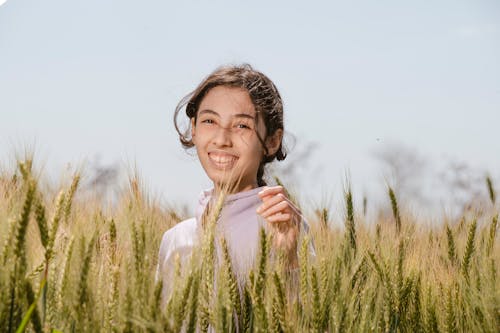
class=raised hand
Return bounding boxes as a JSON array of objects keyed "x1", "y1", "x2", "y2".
[{"x1": 256, "y1": 186, "x2": 300, "y2": 268}]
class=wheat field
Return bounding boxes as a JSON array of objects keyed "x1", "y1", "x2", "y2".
[{"x1": 0, "y1": 158, "x2": 498, "y2": 332}]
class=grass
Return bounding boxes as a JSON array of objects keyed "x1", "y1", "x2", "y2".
[{"x1": 0, "y1": 158, "x2": 499, "y2": 332}]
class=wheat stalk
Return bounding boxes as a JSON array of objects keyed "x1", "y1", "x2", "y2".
[
  {"x1": 486, "y1": 215, "x2": 497, "y2": 257},
  {"x1": 74, "y1": 233, "x2": 96, "y2": 327},
  {"x1": 23, "y1": 279, "x2": 43, "y2": 333},
  {"x1": 270, "y1": 271, "x2": 286, "y2": 333},
  {"x1": 388, "y1": 186, "x2": 402, "y2": 234},
  {"x1": 445, "y1": 286, "x2": 458, "y2": 333},
  {"x1": 220, "y1": 236, "x2": 242, "y2": 327},
  {"x1": 45, "y1": 190, "x2": 66, "y2": 262},
  {"x1": 185, "y1": 269, "x2": 201, "y2": 333},
  {"x1": 311, "y1": 267, "x2": 322, "y2": 332},
  {"x1": 461, "y1": 219, "x2": 477, "y2": 283},
  {"x1": 34, "y1": 196, "x2": 48, "y2": 249},
  {"x1": 252, "y1": 227, "x2": 269, "y2": 332},
  {"x1": 1, "y1": 217, "x2": 16, "y2": 265},
  {"x1": 63, "y1": 173, "x2": 80, "y2": 223},
  {"x1": 446, "y1": 224, "x2": 458, "y2": 266},
  {"x1": 13, "y1": 179, "x2": 35, "y2": 263},
  {"x1": 298, "y1": 235, "x2": 309, "y2": 316},
  {"x1": 344, "y1": 185, "x2": 357, "y2": 258},
  {"x1": 486, "y1": 175, "x2": 496, "y2": 205}
]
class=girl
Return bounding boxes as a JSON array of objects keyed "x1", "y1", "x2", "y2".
[{"x1": 157, "y1": 64, "x2": 311, "y2": 301}]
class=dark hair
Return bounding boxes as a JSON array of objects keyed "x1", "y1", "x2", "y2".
[{"x1": 174, "y1": 63, "x2": 287, "y2": 186}]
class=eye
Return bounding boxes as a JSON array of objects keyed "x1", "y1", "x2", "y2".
[
  {"x1": 201, "y1": 118, "x2": 215, "y2": 124},
  {"x1": 236, "y1": 123, "x2": 250, "y2": 129}
]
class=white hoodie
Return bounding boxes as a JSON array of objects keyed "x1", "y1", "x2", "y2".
[{"x1": 155, "y1": 186, "x2": 313, "y2": 303}]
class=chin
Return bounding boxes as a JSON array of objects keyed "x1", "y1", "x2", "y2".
[{"x1": 209, "y1": 175, "x2": 248, "y2": 192}]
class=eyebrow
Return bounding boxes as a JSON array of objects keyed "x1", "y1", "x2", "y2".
[{"x1": 198, "y1": 109, "x2": 255, "y2": 120}]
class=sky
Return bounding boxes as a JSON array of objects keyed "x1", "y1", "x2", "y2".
[{"x1": 1, "y1": 0, "x2": 499, "y2": 214}]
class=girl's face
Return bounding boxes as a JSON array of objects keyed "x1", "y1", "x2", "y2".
[{"x1": 191, "y1": 86, "x2": 279, "y2": 193}]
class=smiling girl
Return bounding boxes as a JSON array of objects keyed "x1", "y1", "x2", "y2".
[{"x1": 157, "y1": 64, "x2": 311, "y2": 300}]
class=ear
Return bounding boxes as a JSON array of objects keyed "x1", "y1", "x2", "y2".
[
  {"x1": 265, "y1": 129, "x2": 283, "y2": 156},
  {"x1": 191, "y1": 117, "x2": 196, "y2": 144}
]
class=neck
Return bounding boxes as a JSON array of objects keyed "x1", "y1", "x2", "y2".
[{"x1": 213, "y1": 181, "x2": 258, "y2": 197}]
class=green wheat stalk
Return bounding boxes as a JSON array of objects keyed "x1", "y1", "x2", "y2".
[
  {"x1": 241, "y1": 282, "x2": 253, "y2": 333},
  {"x1": 74, "y1": 233, "x2": 96, "y2": 326},
  {"x1": 13, "y1": 179, "x2": 35, "y2": 262},
  {"x1": 22, "y1": 279, "x2": 42, "y2": 333},
  {"x1": 388, "y1": 186, "x2": 402, "y2": 234},
  {"x1": 424, "y1": 287, "x2": 439, "y2": 333},
  {"x1": 344, "y1": 185, "x2": 357, "y2": 257},
  {"x1": 1, "y1": 217, "x2": 16, "y2": 265},
  {"x1": 34, "y1": 196, "x2": 48, "y2": 249},
  {"x1": 56, "y1": 236, "x2": 75, "y2": 311},
  {"x1": 446, "y1": 224, "x2": 458, "y2": 266},
  {"x1": 486, "y1": 215, "x2": 497, "y2": 257},
  {"x1": 185, "y1": 269, "x2": 200, "y2": 333},
  {"x1": 319, "y1": 257, "x2": 334, "y2": 330},
  {"x1": 252, "y1": 228, "x2": 269, "y2": 332},
  {"x1": 106, "y1": 219, "x2": 119, "y2": 331},
  {"x1": 409, "y1": 274, "x2": 422, "y2": 332},
  {"x1": 298, "y1": 235, "x2": 310, "y2": 314},
  {"x1": 270, "y1": 271, "x2": 286, "y2": 333},
  {"x1": 445, "y1": 286, "x2": 458, "y2": 333},
  {"x1": 173, "y1": 272, "x2": 194, "y2": 331},
  {"x1": 17, "y1": 159, "x2": 33, "y2": 181},
  {"x1": 220, "y1": 237, "x2": 242, "y2": 326},
  {"x1": 311, "y1": 267, "x2": 322, "y2": 332},
  {"x1": 63, "y1": 173, "x2": 80, "y2": 223},
  {"x1": 486, "y1": 175, "x2": 496, "y2": 205},
  {"x1": 215, "y1": 273, "x2": 231, "y2": 333},
  {"x1": 45, "y1": 190, "x2": 66, "y2": 262},
  {"x1": 461, "y1": 219, "x2": 477, "y2": 282},
  {"x1": 199, "y1": 191, "x2": 224, "y2": 333}
]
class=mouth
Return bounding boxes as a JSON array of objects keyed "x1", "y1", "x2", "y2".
[{"x1": 208, "y1": 152, "x2": 238, "y2": 170}]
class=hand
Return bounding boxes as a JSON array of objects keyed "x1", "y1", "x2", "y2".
[{"x1": 256, "y1": 186, "x2": 300, "y2": 268}]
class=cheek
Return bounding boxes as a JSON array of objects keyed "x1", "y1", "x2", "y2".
[{"x1": 251, "y1": 145, "x2": 265, "y2": 165}]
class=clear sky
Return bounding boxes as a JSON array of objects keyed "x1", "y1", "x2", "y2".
[{"x1": 1, "y1": 0, "x2": 499, "y2": 211}]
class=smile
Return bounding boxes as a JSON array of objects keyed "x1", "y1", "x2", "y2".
[{"x1": 208, "y1": 152, "x2": 238, "y2": 170}]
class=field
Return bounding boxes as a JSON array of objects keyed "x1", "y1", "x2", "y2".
[{"x1": 0, "y1": 158, "x2": 498, "y2": 332}]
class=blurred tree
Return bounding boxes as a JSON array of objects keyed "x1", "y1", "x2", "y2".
[
  {"x1": 372, "y1": 142, "x2": 429, "y2": 206},
  {"x1": 373, "y1": 141, "x2": 497, "y2": 217},
  {"x1": 437, "y1": 158, "x2": 492, "y2": 215},
  {"x1": 84, "y1": 155, "x2": 120, "y2": 202}
]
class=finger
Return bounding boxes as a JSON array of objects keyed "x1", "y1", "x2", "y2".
[
  {"x1": 261, "y1": 196, "x2": 302, "y2": 218},
  {"x1": 256, "y1": 193, "x2": 285, "y2": 213},
  {"x1": 258, "y1": 186, "x2": 284, "y2": 198},
  {"x1": 266, "y1": 213, "x2": 292, "y2": 223},
  {"x1": 259, "y1": 187, "x2": 301, "y2": 213},
  {"x1": 259, "y1": 200, "x2": 290, "y2": 218},
  {"x1": 264, "y1": 194, "x2": 302, "y2": 217}
]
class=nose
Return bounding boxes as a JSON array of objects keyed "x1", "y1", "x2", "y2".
[{"x1": 211, "y1": 125, "x2": 233, "y2": 147}]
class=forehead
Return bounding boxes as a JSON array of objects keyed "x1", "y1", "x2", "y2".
[{"x1": 199, "y1": 86, "x2": 256, "y2": 116}]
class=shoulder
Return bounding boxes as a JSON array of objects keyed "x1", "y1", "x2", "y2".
[
  {"x1": 159, "y1": 217, "x2": 198, "y2": 249},
  {"x1": 158, "y1": 217, "x2": 198, "y2": 263}
]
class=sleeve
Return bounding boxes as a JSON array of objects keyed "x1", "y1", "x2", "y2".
[
  {"x1": 155, "y1": 223, "x2": 197, "y2": 306},
  {"x1": 156, "y1": 230, "x2": 176, "y2": 305}
]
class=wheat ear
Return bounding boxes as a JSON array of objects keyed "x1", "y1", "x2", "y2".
[{"x1": 461, "y1": 220, "x2": 477, "y2": 282}]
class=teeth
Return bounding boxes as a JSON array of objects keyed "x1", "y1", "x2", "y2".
[
  {"x1": 209, "y1": 153, "x2": 237, "y2": 165},
  {"x1": 214, "y1": 157, "x2": 234, "y2": 163}
]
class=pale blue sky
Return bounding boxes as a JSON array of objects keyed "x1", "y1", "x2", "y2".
[{"x1": 1, "y1": 0, "x2": 499, "y2": 210}]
